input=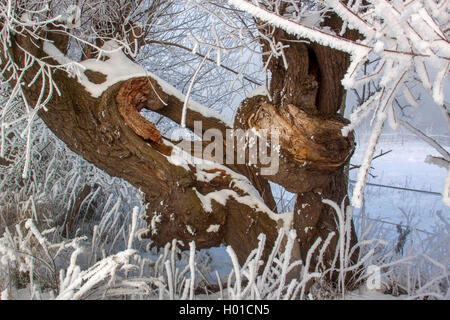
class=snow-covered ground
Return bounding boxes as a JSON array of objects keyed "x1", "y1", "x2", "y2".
[{"x1": 350, "y1": 131, "x2": 449, "y2": 232}]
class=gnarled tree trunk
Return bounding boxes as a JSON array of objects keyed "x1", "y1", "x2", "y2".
[
  {"x1": 248, "y1": 10, "x2": 362, "y2": 283},
  {"x1": 2, "y1": 9, "x2": 360, "y2": 289}
]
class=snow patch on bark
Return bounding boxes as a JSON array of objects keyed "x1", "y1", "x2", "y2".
[
  {"x1": 43, "y1": 40, "x2": 231, "y2": 127},
  {"x1": 206, "y1": 224, "x2": 220, "y2": 233},
  {"x1": 165, "y1": 141, "x2": 291, "y2": 222}
]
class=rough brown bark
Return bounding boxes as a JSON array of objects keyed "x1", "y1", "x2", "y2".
[
  {"x1": 254, "y1": 10, "x2": 361, "y2": 285},
  {"x1": 235, "y1": 96, "x2": 354, "y2": 193}
]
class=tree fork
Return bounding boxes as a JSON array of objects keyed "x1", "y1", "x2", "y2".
[
  {"x1": 2, "y1": 34, "x2": 282, "y2": 264},
  {"x1": 3, "y1": 27, "x2": 359, "y2": 283}
]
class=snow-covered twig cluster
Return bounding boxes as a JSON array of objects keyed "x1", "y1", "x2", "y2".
[
  {"x1": 0, "y1": 0, "x2": 173, "y2": 177},
  {"x1": 348, "y1": 198, "x2": 450, "y2": 299},
  {"x1": 0, "y1": 106, "x2": 149, "y2": 298},
  {"x1": 0, "y1": 218, "x2": 85, "y2": 299},
  {"x1": 226, "y1": 230, "x2": 313, "y2": 300},
  {"x1": 1, "y1": 187, "x2": 448, "y2": 299}
]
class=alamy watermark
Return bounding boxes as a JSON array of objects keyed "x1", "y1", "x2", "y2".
[
  {"x1": 366, "y1": 265, "x2": 381, "y2": 290},
  {"x1": 171, "y1": 121, "x2": 280, "y2": 175}
]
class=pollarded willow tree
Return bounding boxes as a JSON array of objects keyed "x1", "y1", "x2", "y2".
[{"x1": 0, "y1": 0, "x2": 448, "y2": 285}]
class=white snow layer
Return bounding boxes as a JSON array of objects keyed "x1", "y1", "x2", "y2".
[
  {"x1": 165, "y1": 140, "x2": 292, "y2": 225},
  {"x1": 206, "y1": 224, "x2": 221, "y2": 233},
  {"x1": 43, "y1": 40, "x2": 231, "y2": 128},
  {"x1": 247, "y1": 85, "x2": 269, "y2": 98}
]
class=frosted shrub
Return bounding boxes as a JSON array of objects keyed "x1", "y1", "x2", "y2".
[
  {"x1": 348, "y1": 206, "x2": 449, "y2": 299},
  {"x1": 0, "y1": 218, "x2": 85, "y2": 298},
  {"x1": 1, "y1": 198, "x2": 448, "y2": 300},
  {"x1": 0, "y1": 104, "x2": 146, "y2": 296}
]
